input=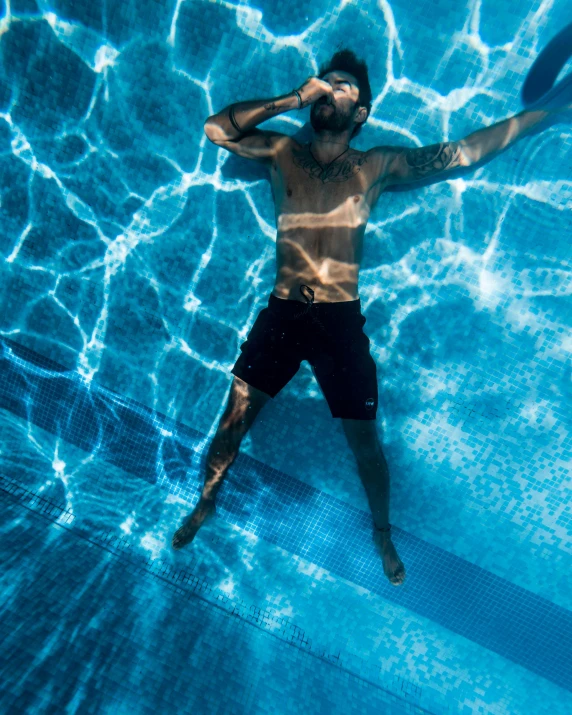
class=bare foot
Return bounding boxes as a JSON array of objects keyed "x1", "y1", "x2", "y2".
[
  {"x1": 172, "y1": 498, "x2": 217, "y2": 550},
  {"x1": 373, "y1": 529, "x2": 406, "y2": 586}
]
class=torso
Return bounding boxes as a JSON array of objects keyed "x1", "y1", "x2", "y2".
[{"x1": 269, "y1": 138, "x2": 387, "y2": 303}]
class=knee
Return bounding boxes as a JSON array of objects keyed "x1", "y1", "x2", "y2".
[
  {"x1": 347, "y1": 431, "x2": 383, "y2": 465},
  {"x1": 220, "y1": 415, "x2": 246, "y2": 433},
  {"x1": 354, "y1": 444, "x2": 382, "y2": 467},
  {"x1": 220, "y1": 405, "x2": 254, "y2": 433}
]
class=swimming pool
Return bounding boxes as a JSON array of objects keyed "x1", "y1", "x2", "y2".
[{"x1": 1, "y1": 0, "x2": 571, "y2": 712}]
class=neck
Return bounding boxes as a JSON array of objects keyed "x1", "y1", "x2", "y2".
[{"x1": 310, "y1": 131, "x2": 351, "y2": 161}]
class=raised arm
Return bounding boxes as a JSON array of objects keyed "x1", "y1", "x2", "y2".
[
  {"x1": 203, "y1": 92, "x2": 298, "y2": 164},
  {"x1": 370, "y1": 109, "x2": 552, "y2": 187},
  {"x1": 204, "y1": 77, "x2": 335, "y2": 164}
]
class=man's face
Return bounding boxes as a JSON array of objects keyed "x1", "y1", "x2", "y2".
[{"x1": 310, "y1": 70, "x2": 362, "y2": 135}]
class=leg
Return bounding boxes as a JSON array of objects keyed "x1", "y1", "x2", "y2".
[
  {"x1": 201, "y1": 376, "x2": 271, "y2": 501},
  {"x1": 341, "y1": 418, "x2": 406, "y2": 586},
  {"x1": 172, "y1": 376, "x2": 271, "y2": 549},
  {"x1": 341, "y1": 419, "x2": 390, "y2": 529}
]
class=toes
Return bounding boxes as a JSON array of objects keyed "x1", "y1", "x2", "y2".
[{"x1": 172, "y1": 526, "x2": 189, "y2": 549}]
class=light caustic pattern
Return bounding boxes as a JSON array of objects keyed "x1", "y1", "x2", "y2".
[{"x1": 0, "y1": 1, "x2": 570, "y2": 556}]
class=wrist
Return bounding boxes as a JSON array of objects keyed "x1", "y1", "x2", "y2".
[{"x1": 291, "y1": 89, "x2": 303, "y2": 109}]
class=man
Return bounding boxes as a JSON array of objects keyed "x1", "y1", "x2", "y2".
[{"x1": 173, "y1": 48, "x2": 554, "y2": 586}]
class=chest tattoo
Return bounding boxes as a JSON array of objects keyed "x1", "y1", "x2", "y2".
[{"x1": 292, "y1": 146, "x2": 368, "y2": 184}]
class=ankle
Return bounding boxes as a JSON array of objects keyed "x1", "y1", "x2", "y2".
[
  {"x1": 374, "y1": 523, "x2": 391, "y2": 539},
  {"x1": 200, "y1": 493, "x2": 216, "y2": 504},
  {"x1": 375, "y1": 523, "x2": 391, "y2": 533}
]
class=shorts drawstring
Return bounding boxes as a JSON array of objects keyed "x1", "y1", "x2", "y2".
[
  {"x1": 295, "y1": 284, "x2": 315, "y2": 316},
  {"x1": 292, "y1": 284, "x2": 329, "y2": 337}
]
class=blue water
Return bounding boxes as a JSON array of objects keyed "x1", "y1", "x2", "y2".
[{"x1": 1, "y1": 0, "x2": 571, "y2": 713}]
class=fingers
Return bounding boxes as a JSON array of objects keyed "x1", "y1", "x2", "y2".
[
  {"x1": 323, "y1": 81, "x2": 335, "y2": 103},
  {"x1": 298, "y1": 76, "x2": 335, "y2": 106}
]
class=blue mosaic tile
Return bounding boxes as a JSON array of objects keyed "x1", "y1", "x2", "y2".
[{"x1": 1, "y1": 0, "x2": 571, "y2": 712}]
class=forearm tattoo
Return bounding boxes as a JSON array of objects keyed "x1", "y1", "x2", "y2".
[
  {"x1": 292, "y1": 145, "x2": 368, "y2": 183},
  {"x1": 403, "y1": 142, "x2": 463, "y2": 178},
  {"x1": 264, "y1": 102, "x2": 277, "y2": 111}
]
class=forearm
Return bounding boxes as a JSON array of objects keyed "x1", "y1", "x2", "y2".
[
  {"x1": 461, "y1": 109, "x2": 552, "y2": 164},
  {"x1": 204, "y1": 91, "x2": 300, "y2": 142}
]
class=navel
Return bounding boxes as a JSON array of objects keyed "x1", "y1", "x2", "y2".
[{"x1": 287, "y1": 187, "x2": 292, "y2": 197}]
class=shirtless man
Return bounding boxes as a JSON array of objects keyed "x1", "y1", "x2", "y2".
[{"x1": 172, "y1": 49, "x2": 552, "y2": 586}]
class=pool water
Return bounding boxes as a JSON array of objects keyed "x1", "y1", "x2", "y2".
[{"x1": 1, "y1": 1, "x2": 571, "y2": 713}]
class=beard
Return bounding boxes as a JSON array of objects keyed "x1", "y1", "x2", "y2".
[{"x1": 310, "y1": 98, "x2": 356, "y2": 134}]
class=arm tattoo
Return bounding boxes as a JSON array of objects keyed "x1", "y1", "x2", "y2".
[
  {"x1": 264, "y1": 102, "x2": 277, "y2": 111},
  {"x1": 403, "y1": 142, "x2": 463, "y2": 178},
  {"x1": 292, "y1": 145, "x2": 368, "y2": 183}
]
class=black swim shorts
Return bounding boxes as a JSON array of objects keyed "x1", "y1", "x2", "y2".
[{"x1": 231, "y1": 285, "x2": 378, "y2": 420}]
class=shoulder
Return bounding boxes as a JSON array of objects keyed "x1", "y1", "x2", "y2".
[
  {"x1": 363, "y1": 145, "x2": 406, "y2": 171},
  {"x1": 254, "y1": 130, "x2": 293, "y2": 157},
  {"x1": 365, "y1": 145, "x2": 424, "y2": 184}
]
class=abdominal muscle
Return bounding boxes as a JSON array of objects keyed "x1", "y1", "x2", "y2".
[
  {"x1": 269, "y1": 163, "x2": 372, "y2": 304},
  {"x1": 271, "y1": 227, "x2": 363, "y2": 303}
]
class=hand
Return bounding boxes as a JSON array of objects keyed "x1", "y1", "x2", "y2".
[{"x1": 296, "y1": 77, "x2": 335, "y2": 108}]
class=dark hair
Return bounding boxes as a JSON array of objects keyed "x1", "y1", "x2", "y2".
[{"x1": 318, "y1": 48, "x2": 372, "y2": 138}]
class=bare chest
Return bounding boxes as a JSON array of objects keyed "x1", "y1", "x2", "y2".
[
  {"x1": 268, "y1": 143, "x2": 379, "y2": 301},
  {"x1": 270, "y1": 143, "x2": 373, "y2": 218}
]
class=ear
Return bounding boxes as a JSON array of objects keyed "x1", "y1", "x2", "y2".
[{"x1": 355, "y1": 106, "x2": 368, "y2": 126}]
